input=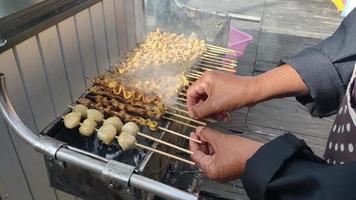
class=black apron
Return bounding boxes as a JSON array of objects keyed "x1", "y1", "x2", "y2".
[{"x1": 324, "y1": 63, "x2": 356, "y2": 164}]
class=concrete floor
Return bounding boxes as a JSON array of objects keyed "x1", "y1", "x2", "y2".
[{"x1": 193, "y1": 0, "x2": 343, "y2": 199}]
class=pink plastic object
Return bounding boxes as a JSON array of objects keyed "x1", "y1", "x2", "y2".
[{"x1": 228, "y1": 27, "x2": 253, "y2": 58}]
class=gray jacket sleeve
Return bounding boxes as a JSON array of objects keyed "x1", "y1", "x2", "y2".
[{"x1": 281, "y1": 8, "x2": 356, "y2": 117}]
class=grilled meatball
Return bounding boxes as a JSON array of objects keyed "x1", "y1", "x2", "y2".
[
  {"x1": 117, "y1": 131, "x2": 137, "y2": 151},
  {"x1": 97, "y1": 124, "x2": 117, "y2": 145},
  {"x1": 86, "y1": 109, "x2": 104, "y2": 122},
  {"x1": 73, "y1": 104, "x2": 88, "y2": 118},
  {"x1": 63, "y1": 112, "x2": 81, "y2": 129},
  {"x1": 79, "y1": 119, "x2": 97, "y2": 136},
  {"x1": 121, "y1": 122, "x2": 139, "y2": 136},
  {"x1": 104, "y1": 116, "x2": 123, "y2": 130}
]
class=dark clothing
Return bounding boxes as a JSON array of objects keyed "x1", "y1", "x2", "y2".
[
  {"x1": 242, "y1": 134, "x2": 356, "y2": 200},
  {"x1": 282, "y1": 8, "x2": 356, "y2": 118},
  {"x1": 241, "y1": 8, "x2": 356, "y2": 200},
  {"x1": 323, "y1": 77, "x2": 356, "y2": 164}
]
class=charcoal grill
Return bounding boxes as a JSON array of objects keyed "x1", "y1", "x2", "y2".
[{"x1": 0, "y1": 42, "x2": 241, "y2": 200}]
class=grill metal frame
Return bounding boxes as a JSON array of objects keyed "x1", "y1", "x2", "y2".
[{"x1": 0, "y1": 72, "x2": 197, "y2": 200}]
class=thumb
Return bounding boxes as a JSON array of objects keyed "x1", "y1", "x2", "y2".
[
  {"x1": 190, "y1": 150, "x2": 210, "y2": 172},
  {"x1": 195, "y1": 126, "x2": 220, "y2": 145}
]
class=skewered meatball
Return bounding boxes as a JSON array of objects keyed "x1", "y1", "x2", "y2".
[
  {"x1": 97, "y1": 124, "x2": 117, "y2": 145},
  {"x1": 63, "y1": 112, "x2": 81, "y2": 129},
  {"x1": 104, "y1": 116, "x2": 123, "y2": 130},
  {"x1": 117, "y1": 131, "x2": 137, "y2": 151},
  {"x1": 121, "y1": 122, "x2": 139, "y2": 136},
  {"x1": 73, "y1": 104, "x2": 88, "y2": 118},
  {"x1": 87, "y1": 109, "x2": 104, "y2": 122},
  {"x1": 79, "y1": 119, "x2": 97, "y2": 136}
]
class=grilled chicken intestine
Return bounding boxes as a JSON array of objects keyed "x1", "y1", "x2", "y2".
[{"x1": 115, "y1": 28, "x2": 206, "y2": 74}]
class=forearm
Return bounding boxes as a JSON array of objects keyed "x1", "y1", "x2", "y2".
[{"x1": 252, "y1": 64, "x2": 308, "y2": 104}]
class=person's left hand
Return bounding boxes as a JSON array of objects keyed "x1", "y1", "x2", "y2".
[{"x1": 190, "y1": 127, "x2": 263, "y2": 182}]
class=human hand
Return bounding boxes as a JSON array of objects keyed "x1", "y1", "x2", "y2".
[
  {"x1": 190, "y1": 127, "x2": 263, "y2": 182},
  {"x1": 186, "y1": 71, "x2": 259, "y2": 119}
]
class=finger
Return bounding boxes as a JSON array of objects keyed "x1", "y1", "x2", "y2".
[
  {"x1": 187, "y1": 79, "x2": 206, "y2": 110},
  {"x1": 190, "y1": 150, "x2": 208, "y2": 170},
  {"x1": 190, "y1": 132, "x2": 209, "y2": 154},
  {"x1": 189, "y1": 132, "x2": 200, "y2": 152},
  {"x1": 195, "y1": 126, "x2": 220, "y2": 145}
]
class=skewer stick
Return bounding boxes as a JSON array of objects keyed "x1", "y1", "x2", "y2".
[
  {"x1": 166, "y1": 111, "x2": 206, "y2": 126},
  {"x1": 135, "y1": 143, "x2": 195, "y2": 166},
  {"x1": 186, "y1": 74, "x2": 199, "y2": 80},
  {"x1": 169, "y1": 105, "x2": 189, "y2": 114},
  {"x1": 200, "y1": 57, "x2": 237, "y2": 68},
  {"x1": 204, "y1": 51, "x2": 238, "y2": 61},
  {"x1": 190, "y1": 69, "x2": 204, "y2": 75},
  {"x1": 204, "y1": 51, "x2": 238, "y2": 60},
  {"x1": 197, "y1": 63, "x2": 236, "y2": 73},
  {"x1": 206, "y1": 48, "x2": 238, "y2": 56},
  {"x1": 179, "y1": 92, "x2": 187, "y2": 97},
  {"x1": 188, "y1": 72, "x2": 202, "y2": 77},
  {"x1": 202, "y1": 54, "x2": 237, "y2": 65},
  {"x1": 177, "y1": 97, "x2": 187, "y2": 102},
  {"x1": 162, "y1": 116, "x2": 198, "y2": 129},
  {"x1": 206, "y1": 44, "x2": 240, "y2": 54},
  {"x1": 158, "y1": 126, "x2": 201, "y2": 144},
  {"x1": 168, "y1": 106, "x2": 217, "y2": 124},
  {"x1": 136, "y1": 132, "x2": 193, "y2": 154},
  {"x1": 175, "y1": 102, "x2": 187, "y2": 108}
]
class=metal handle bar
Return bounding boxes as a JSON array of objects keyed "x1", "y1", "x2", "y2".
[{"x1": 0, "y1": 73, "x2": 197, "y2": 200}]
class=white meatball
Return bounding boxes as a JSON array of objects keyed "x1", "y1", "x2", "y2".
[
  {"x1": 63, "y1": 112, "x2": 81, "y2": 129},
  {"x1": 117, "y1": 132, "x2": 137, "y2": 151},
  {"x1": 73, "y1": 104, "x2": 88, "y2": 118},
  {"x1": 104, "y1": 116, "x2": 123, "y2": 130},
  {"x1": 97, "y1": 124, "x2": 117, "y2": 145},
  {"x1": 86, "y1": 109, "x2": 104, "y2": 122},
  {"x1": 79, "y1": 119, "x2": 97, "y2": 136},
  {"x1": 121, "y1": 122, "x2": 139, "y2": 136}
]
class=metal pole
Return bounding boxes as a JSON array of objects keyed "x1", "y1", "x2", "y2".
[{"x1": 130, "y1": 174, "x2": 198, "y2": 200}]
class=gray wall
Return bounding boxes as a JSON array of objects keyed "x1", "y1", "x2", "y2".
[{"x1": 0, "y1": 0, "x2": 141, "y2": 199}]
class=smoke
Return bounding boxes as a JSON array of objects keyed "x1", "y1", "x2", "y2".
[{"x1": 112, "y1": 61, "x2": 193, "y2": 106}]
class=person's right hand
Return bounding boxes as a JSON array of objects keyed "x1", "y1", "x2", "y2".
[{"x1": 187, "y1": 71, "x2": 260, "y2": 119}]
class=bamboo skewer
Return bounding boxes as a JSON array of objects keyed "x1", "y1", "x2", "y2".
[
  {"x1": 200, "y1": 56, "x2": 237, "y2": 67},
  {"x1": 163, "y1": 116, "x2": 198, "y2": 129},
  {"x1": 168, "y1": 106, "x2": 217, "y2": 124},
  {"x1": 158, "y1": 126, "x2": 201, "y2": 143},
  {"x1": 188, "y1": 72, "x2": 202, "y2": 77},
  {"x1": 186, "y1": 74, "x2": 199, "y2": 80},
  {"x1": 179, "y1": 92, "x2": 187, "y2": 97},
  {"x1": 193, "y1": 66, "x2": 213, "y2": 72},
  {"x1": 135, "y1": 143, "x2": 195, "y2": 166},
  {"x1": 197, "y1": 63, "x2": 236, "y2": 73},
  {"x1": 206, "y1": 49, "x2": 237, "y2": 56},
  {"x1": 177, "y1": 97, "x2": 187, "y2": 102},
  {"x1": 204, "y1": 51, "x2": 238, "y2": 60},
  {"x1": 202, "y1": 54, "x2": 237, "y2": 65},
  {"x1": 136, "y1": 132, "x2": 193, "y2": 154},
  {"x1": 166, "y1": 111, "x2": 206, "y2": 126},
  {"x1": 206, "y1": 44, "x2": 240, "y2": 54},
  {"x1": 200, "y1": 58, "x2": 236, "y2": 68},
  {"x1": 175, "y1": 102, "x2": 187, "y2": 108},
  {"x1": 190, "y1": 69, "x2": 204, "y2": 75}
]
